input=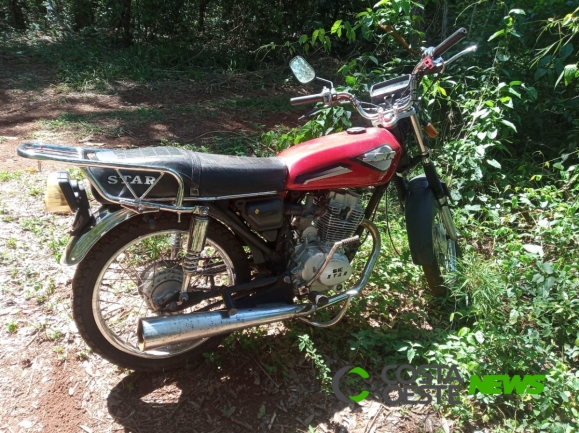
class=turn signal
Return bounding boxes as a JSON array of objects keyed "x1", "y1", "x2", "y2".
[
  {"x1": 45, "y1": 172, "x2": 73, "y2": 213},
  {"x1": 424, "y1": 123, "x2": 438, "y2": 138}
]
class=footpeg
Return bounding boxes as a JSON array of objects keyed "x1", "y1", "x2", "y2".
[
  {"x1": 222, "y1": 292, "x2": 238, "y2": 316},
  {"x1": 308, "y1": 291, "x2": 328, "y2": 307}
]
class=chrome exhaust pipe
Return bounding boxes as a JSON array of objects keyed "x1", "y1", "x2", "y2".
[
  {"x1": 137, "y1": 219, "x2": 381, "y2": 351},
  {"x1": 138, "y1": 303, "x2": 315, "y2": 351}
]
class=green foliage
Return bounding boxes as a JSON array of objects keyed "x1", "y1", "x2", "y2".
[
  {"x1": 263, "y1": 1, "x2": 579, "y2": 431},
  {"x1": 534, "y1": 7, "x2": 579, "y2": 87},
  {"x1": 261, "y1": 105, "x2": 353, "y2": 151},
  {"x1": 2, "y1": 0, "x2": 579, "y2": 430},
  {"x1": 297, "y1": 333, "x2": 332, "y2": 393}
]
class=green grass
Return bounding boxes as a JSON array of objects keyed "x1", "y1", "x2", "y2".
[
  {"x1": 38, "y1": 107, "x2": 165, "y2": 137},
  {"x1": 210, "y1": 95, "x2": 295, "y2": 113},
  {"x1": 6, "y1": 321, "x2": 18, "y2": 333},
  {"x1": 177, "y1": 96, "x2": 296, "y2": 118},
  {"x1": 4, "y1": 35, "x2": 281, "y2": 92},
  {"x1": 0, "y1": 171, "x2": 22, "y2": 182}
]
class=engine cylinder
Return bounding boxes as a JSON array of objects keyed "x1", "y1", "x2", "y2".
[{"x1": 315, "y1": 191, "x2": 364, "y2": 243}]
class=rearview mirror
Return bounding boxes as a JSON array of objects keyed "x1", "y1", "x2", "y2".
[{"x1": 289, "y1": 56, "x2": 315, "y2": 84}]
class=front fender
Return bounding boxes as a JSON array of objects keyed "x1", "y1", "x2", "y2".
[
  {"x1": 62, "y1": 208, "x2": 136, "y2": 265},
  {"x1": 404, "y1": 174, "x2": 445, "y2": 266}
]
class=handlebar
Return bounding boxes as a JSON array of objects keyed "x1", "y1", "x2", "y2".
[
  {"x1": 290, "y1": 28, "x2": 473, "y2": 128},
  {"x1": 290, "y1": 94, "x2": 325, "y2": 106},
  {"x1": 432, "y1": 27, "x2": 467, "y2": 58}
]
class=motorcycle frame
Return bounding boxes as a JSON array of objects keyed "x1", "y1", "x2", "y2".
[{"x1": 18, "y1": 105, "x2": 455, "y2": 268}]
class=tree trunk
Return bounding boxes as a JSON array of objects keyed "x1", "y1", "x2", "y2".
[
  {"x1": 120, "y1": 0, "x2": 132, "y2": 45},
  {"x1": 8, "y1": 0, "x2": 27, "y2": 30},
  {"x1": 198, "y1": 0, "x2": 209, "y2": 31},
  {"x1": 71, "y1": 0, "x2": 95, "y2": 31},
  {"x1": 441, "y1": 0, "x2": 448, "y2": 39}
]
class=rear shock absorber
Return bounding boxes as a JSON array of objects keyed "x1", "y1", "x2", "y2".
[{"x1": 179, "y1": 208, "x2": 210, "y2": 303}]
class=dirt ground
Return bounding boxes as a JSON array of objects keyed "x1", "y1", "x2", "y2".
[{"x1": 0, "y1": 52, "x2": 453, "y2": 433}]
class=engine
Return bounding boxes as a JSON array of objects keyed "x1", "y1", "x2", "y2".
[{"x1": 290, "y1": 190, "x2": 364, "y2": 294}]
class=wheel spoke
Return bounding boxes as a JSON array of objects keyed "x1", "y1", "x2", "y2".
[{"x1": 91, "y1": 229, "x2": 238, "y2": 360}]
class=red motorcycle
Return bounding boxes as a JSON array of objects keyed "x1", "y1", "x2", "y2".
[{"x1": 18, "y1": 28, "x2": 474, "y2": 370}]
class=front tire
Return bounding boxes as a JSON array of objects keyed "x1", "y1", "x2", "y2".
[
  {"x1": 420, "y1": 201, "x2": 459, "y2": 296},
  {"x1": 405, "y1": 175, "x2": 459, "y2": 296},
  {"x1": 72, "y1": 212, "x2": 251, "y2": 371}
]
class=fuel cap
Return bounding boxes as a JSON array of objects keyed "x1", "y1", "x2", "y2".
[{"x1": 347, "y1": 127, "x2": 366, "y2": 134}]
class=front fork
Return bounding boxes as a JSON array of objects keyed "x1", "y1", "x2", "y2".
[{"x1": 409, "y1": 112, "x2": 458, "y2": 242}]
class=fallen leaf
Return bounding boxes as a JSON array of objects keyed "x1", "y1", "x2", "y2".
[{"x1": 257, "y1": 404, "x2": 266, "y2": 419}]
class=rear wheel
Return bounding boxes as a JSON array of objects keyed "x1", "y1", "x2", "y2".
[
  {"x1": 72, "y1": 213, "x2": 253, "y2": 371},
  {"x1": 421, "y1": 201, "x2": 459, "y2": 296}
]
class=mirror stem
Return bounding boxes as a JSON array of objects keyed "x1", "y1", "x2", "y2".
[{"x1": 315, "y1": 77, "x2": 334, "y2": 89}]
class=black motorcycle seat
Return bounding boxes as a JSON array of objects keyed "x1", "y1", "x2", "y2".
[{"x1": 88, "y1": 146, "x2": 287, "y2": 199}]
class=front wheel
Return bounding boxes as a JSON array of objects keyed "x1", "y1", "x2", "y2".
[
  {"x1": 420, "y1": 201, "x2": 459, "y2": 296},
  {"x1": 72, "y1": 212, "x2": 251, "y2": 371},
  {"x1": 405, "y1": 175, "x2": 459, "y2": 296}
]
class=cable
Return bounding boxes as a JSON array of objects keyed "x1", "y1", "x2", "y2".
[{"x1": 384, "y1": 184, "x2": 402, "y2": 257}]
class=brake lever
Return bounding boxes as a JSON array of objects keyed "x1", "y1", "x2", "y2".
[{"x1": 444, "y1": 45, "x2": 477, "y2": 65}]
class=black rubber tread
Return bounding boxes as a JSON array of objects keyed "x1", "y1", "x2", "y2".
[
  {"x1": 421, "y1": 208, "x2": 461, "y2": 297},
  {"x1": 422, "y1": 263, "x2": 446, "y2": 297},
  {"x1": 405, "y1": 175, "x2": 458, "y2": 297},
  {"x1": 72, "y1": 212, "x2": 252, "y2": 371}
]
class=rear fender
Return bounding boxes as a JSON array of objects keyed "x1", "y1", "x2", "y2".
[
  {"x1": 62, "y1": 207, "x2": 268, "y2": 266},
  {"x1": 62, "y1": 208, "x2": 136, "y2": 265},
  {"x1": 404, "y1": 174, "x2": 446, "y2": 265}
]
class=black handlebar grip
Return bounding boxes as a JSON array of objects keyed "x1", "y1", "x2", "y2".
[
  {"x1": 432, "y1": 27, "x2": 467, "y2": 58},
  {"x1": 290, "y1": 94, "x2": 325, "y2": 106}
]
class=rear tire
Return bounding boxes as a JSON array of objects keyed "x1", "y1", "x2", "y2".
[{"x1": 72, "y1": 213, "x2": 259, "y2": 371}]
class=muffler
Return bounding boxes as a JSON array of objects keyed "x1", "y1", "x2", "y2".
[
  {"x1": 137, "y1": 303, "x2": 315, "y2": 351},
  {"x1": 137, "y1": 219, "x2": 381, "y2": 352}
]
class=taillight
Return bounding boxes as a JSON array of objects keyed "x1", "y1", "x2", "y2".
[
  {"x1": 45, "y1": 171, "x2": 74, "y2": 213},
  {"x1": 45, "y1": 171, "x2": 94, "y2": 235}
]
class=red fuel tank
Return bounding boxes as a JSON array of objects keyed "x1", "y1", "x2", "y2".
[{"x1": 277, "y1": 127, "x2": 402, "y2": 190}]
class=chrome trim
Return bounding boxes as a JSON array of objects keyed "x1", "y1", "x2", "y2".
[
  {"x1": 62, "y1": 208, "x2": 135, "y2": 265},
  {"x1": 185, "y1": 191, "x2": 279, "y2": 201},
  {"x1": 18, "y1": 143, "x2": 189, "y2": 209},
  {"x1": 136, "y1": 219, "x2": 382, "y2": 349},
  {"x1": 138, "y1": 303, "x2": 316, "y2": 350},
  {"x1": 441, "y1": 204, "x2": 459, "y2": 241}
]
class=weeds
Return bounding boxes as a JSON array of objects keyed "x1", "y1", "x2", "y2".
[
  {"x1": 297, "y1": 334, "x2": 332, "y2": 393},
  {"x1": 6, "y1": 321, "x2": 18, "y2": 333},
  {"x1": 38, "y1": 108, "x2": 165, "y2": 138},
  {"x1": 0, "y1": 171, "x2": 22, "y2": 182}
]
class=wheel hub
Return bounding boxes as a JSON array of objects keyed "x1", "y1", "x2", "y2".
[{"x1": 139, "y1": 260, "x2": 183, "y2": 311}]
